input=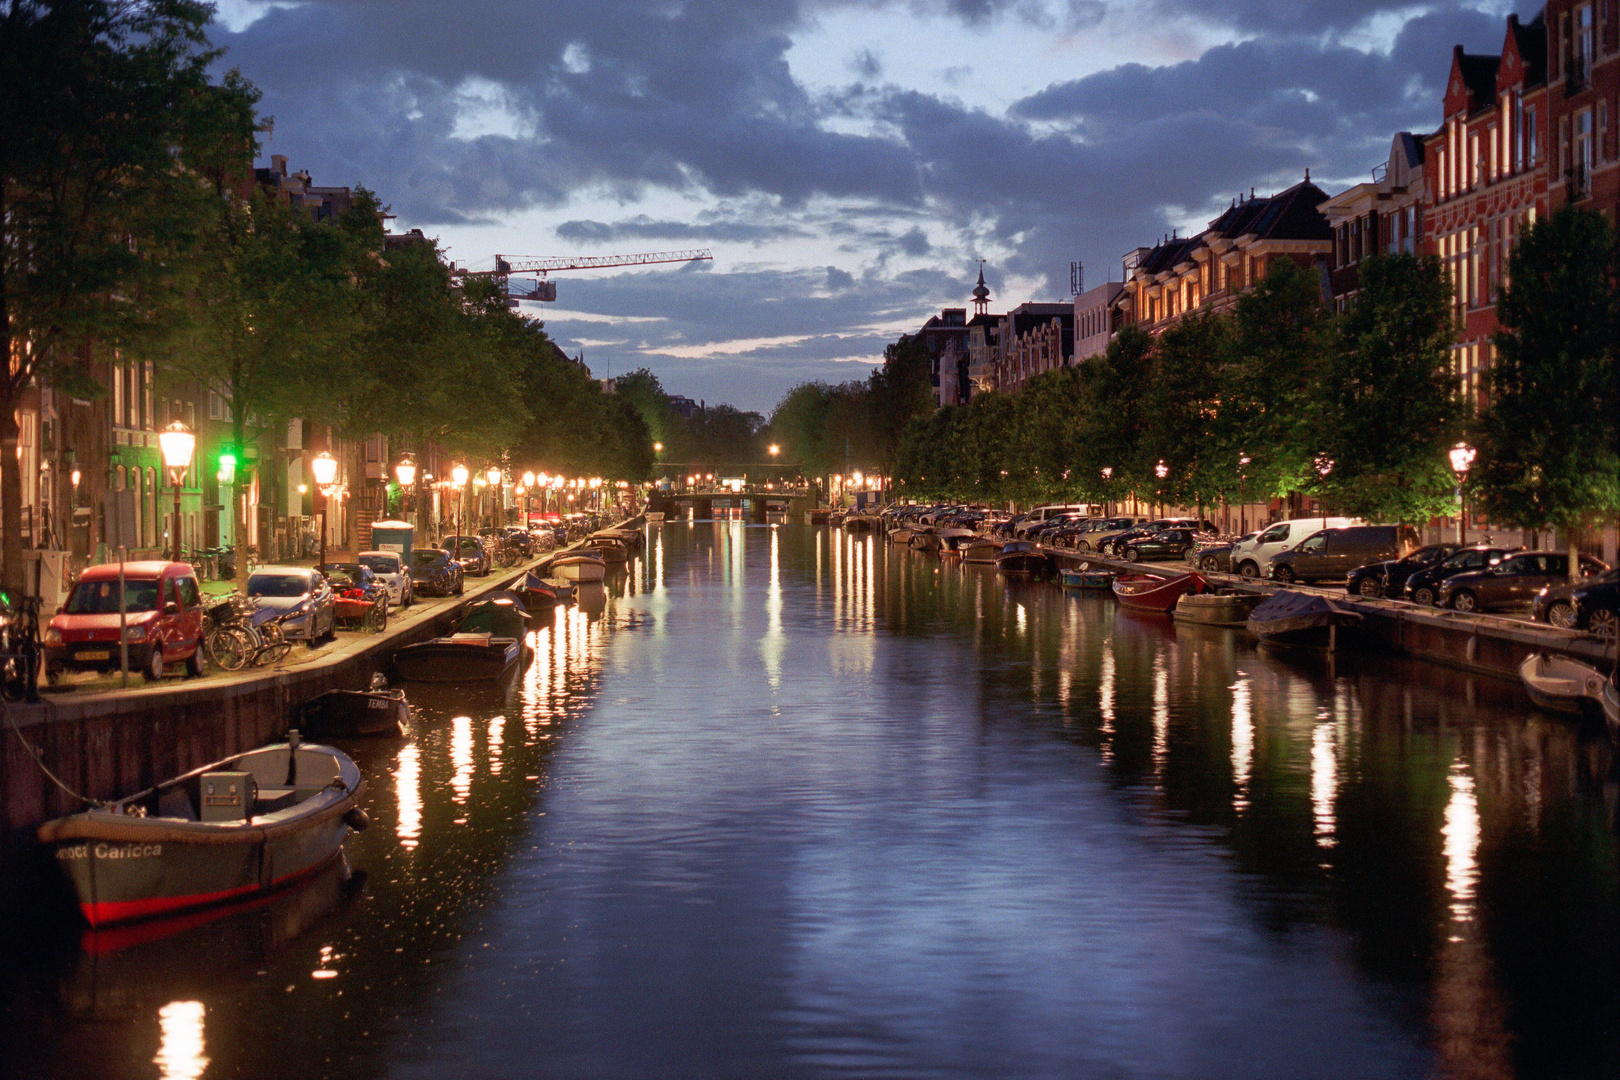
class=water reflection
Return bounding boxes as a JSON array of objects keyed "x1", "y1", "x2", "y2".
[
  {"x1": 154, "y1": 1001, "x2": 207, "y2": 1080},
  {"x1": 5, "y1": 524, "x2": 1619, "y2": 1079}
]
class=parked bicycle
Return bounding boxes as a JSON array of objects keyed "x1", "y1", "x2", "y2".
[
  {"x1": 202, "y1": 594, "x2": 293, "y2": 670},
  {"x1": 0, "y1": 591, "x2": 41, "y2": 702}
]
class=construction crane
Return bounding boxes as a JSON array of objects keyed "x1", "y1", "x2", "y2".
[{"x1": 462, "y1": 250, "x2": 713, "y2": 303}]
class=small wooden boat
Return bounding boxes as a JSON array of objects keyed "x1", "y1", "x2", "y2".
[
  {"x1": 1060, "y1": 567, "x2": 1115, "y2": 590},
  {"x1": 542, "y1": 576, "x2": 576, "y2": 602},
  {"x1": 548, "y1": 551, "x2": 606, "y2": 582},
  {"x1": 995, "y1": 541, "x2": 1052, "y2": 577},
  {"x1": 1519, "y1": 653, "x2": 1606, "y2": 717},
  {"x1": 844, "y1": 514, "x2": 876, "y2": 533},
  {"x1": 516, "y1": 570, "x2": 559, "y2": 609},
  {"x1": 937, "y1": 528, "x2": 976, "y2": 558},
  {"x1": 592, "y1": 527, "x2": 643, "y2": 552},
  {"x1": 1113, "y1": 571, "x2": 1206, "y2": 612},
  {"x1": 393, "y1": 595, "x2": 530, "y2": 682},
  {"x1": 296, "y1": 681, "x2": 410, "y2": 737},
  {"x1": 37, "y1": 734, "x2": 366, "y2": 928},
  {"x1": 887, "y1": 527, "x2": 916, "y2": 545},
  {"x1": 1173, "y1": 590, "x2": 1259, "y2": 627},
  {"x1": 1245, "y1": 589, "x2": 1360, "y2": 649},
  {"x1": 960, "y1": 539, "x2": 1003, "y2": 564},
  {"x1": 587, "y1": 537, "x2": 630, "y2": 564},
  {"x1": 909, "y1": 530, "x2": 942, "y2": 553}
]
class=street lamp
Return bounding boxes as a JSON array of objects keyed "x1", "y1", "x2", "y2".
[
  {"x1": 1238, "y1": 453, "x2": 1251, "y2": 533},
  {"x1": 311, "y1": 450, "x2": 338, "y2": 572},
  {"x1": 1449, "y1": 442, "x2": 1476, "y2": 544},
  {"x1": 395, "y1": 454, "x2": 416, "y2": 528},
  {"x1": 486, "y1": 466, "x2": 503, "y2": 528},
  {"x1": 1154, "y1": 459, "x2": 1168, "y2": 518},
  {"x1": 159, "y1": 420, "x2": 195, "y2": 563},
  {"x1": 451, "y1": 463, "x2": 469, "y2": 540}
]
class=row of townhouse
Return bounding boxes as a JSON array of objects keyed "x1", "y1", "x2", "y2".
[
  {"x1": 6, "y1": 156, "x2": 499, "y2": 603},
  {"x1": 914, "y1": 0, "x2": 1617, "y2": 407}
]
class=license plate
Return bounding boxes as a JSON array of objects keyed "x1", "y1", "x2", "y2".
[{"x1": 77, "y1": 650, "x2": 111, "y2": 661}]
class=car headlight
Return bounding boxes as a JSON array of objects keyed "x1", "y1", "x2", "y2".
[
  {"x1": 123, "y1": 625, "x2": 147, "y2": 642},
  {"x1": 288, "y1": 600, "x2": 310, "y2": 617},
  {"x1": 44, "y1": 627, "x2": 62, "y2": 644}
]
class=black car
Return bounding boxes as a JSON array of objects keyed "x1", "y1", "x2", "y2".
[
  {"x1": 1121, "y1": 528, "x2": 1200, "y2": 562},
  {"x1": 410, "y1": 547, "x2": 464, "y2": 597},
  {"x1": 1402, "y1": 545, "x2": 1521, "y2": 605},
  {"x1": 1193, "y1": 533, "x2": 1256, "y2": 572},
  {"x1": 443, "y1": 534, "x2": 492, "y2": 577},
  {"x1": 1107, "y1": 518, "x2": 1215, "y2": 557},
  {"x1": 1534, "y1": 567, "x2": 1620, "y2": 638},
  {"x1": 1344, "y1": 543, "x2": 1458, "y2": 599}
]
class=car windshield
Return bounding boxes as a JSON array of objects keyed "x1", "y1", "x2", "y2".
[
  {"x1": 248, "y1": 574, "x2": 311, "y2": 598},
  {"x1": 63, "y1": 578, "x2": 162, "y2": 614},
  {"x1": 412, "y1": 550, "x2": 444, "y2": 569},
  {"x1": 359, "y1": 554, "x2": 399, "y2": 573}
]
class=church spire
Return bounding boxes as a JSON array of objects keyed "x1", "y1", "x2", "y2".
[{"x1": 971, "y1": 260, "x2": 990, "y2": 316}]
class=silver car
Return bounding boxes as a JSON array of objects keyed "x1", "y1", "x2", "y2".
[{"x1": 246, "y1": 566, "x2": 337, "y2": 645}]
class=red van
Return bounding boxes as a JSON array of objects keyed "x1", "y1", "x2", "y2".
[{"x1": 43, "y1": 561, "x2": 206, "y2": 682}]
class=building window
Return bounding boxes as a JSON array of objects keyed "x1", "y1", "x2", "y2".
[
  {"x1": 1575, "y1": 108, "x2": 1594, "y2": 195},
  {"x1": 1522, "y1": 104, "x2": 1538, "y2": 166}
]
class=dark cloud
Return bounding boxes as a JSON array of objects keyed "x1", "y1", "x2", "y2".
[{"x1": 212, "y1": 0, "x2": 1533, "y2": 411}]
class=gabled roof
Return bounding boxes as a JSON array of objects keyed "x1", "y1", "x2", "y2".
[{"x1": 1507, "y1": 12, "x2": 1547, "y2": 88}]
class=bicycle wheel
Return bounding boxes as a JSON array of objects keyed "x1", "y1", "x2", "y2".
[
  {"x1": 207, "y1": 627, "x2": 254, "y2": 671},
  {"x1": 254, "y1": 621, "x2": 292, "y2": 666}
]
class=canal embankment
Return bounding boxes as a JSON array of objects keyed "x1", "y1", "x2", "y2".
[{"x1": 0, "y1": 523, "x2": 638, "y2": 848}]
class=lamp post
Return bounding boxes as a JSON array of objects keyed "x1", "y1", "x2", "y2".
[
  {"x1": 1154, "y1": 459, "x2": 1168, "y2": 519},
  {"x1": 395, "y1": 455, "x2": 416, "y2": 528},
  {"x1": 451, "y1": 463, "x2": 469, "y2": 541},
  {"x1": 485, "y1": 466, "x2": 503, "y2": 528},
  {"x1": 159, "y1": 421, "x2": 195, "y2": 563},
  {"x1": 311, "y1": 450, "x2": 338, "y2": 572},
  {"x1": 1314, "y1": 453, "x2": 1334, "y2": 531},
  {"x1": 1237, "y1": 453, "x2": 1251, "y2": 534},
  {"x1": 522, "y1": 470, "x2": 536, "y2": 526},
  {"x1": 1101, "y1": 466, "x2": 1113, "y2": 516},
  {"x1": 1449, "y1": 442, "x2": 1476, "y2": 545}
]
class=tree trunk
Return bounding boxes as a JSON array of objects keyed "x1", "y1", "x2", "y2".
[{"x1": 0, "y1": 405, "x2": 22, "y2": 595}]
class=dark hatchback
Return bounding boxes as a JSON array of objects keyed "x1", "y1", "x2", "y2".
[
  {"x1": 411, "y1": 548, "x2": 464, "y2": 597},
  {"x1": 1344, "y1": 543, "x2": 1458, "y2": 599},
  {"x1": 1438, "y1": 550, "x2": 1608, "y2": 613},
  {"x1": 1122, "y1": 528, "x2": 1201, "y2": 562},
  {"x1": 1401, "y1": 545, "x2": 1521, "y2": 605},
  {"x1": 1533, "y1": 567, "x2": 1620, "y2": 639},
  {"x1": 1193, "y1": 533, "x2": 1256, "y2": 572}
]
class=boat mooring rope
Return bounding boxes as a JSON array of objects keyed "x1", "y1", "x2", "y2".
[{"x1": 4, "y1": 706, "x2": 106, "y2": 809}]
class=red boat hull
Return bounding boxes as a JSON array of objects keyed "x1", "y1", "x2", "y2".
[{"x1": 1112, "y1": 572, "x2": 1205, "y2": 612}]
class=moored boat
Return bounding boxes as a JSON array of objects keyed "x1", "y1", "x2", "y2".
[
  {"x1": 393, "y1": 594, "x2": 531, "y2": 682},
  {"x1": 516, "y1": 570, "x2": 558, "y2": 610},
  {"x1": 1245, "y1": 589, "x2": 1360, "y2": 649},
  {"x1": 588, "y1": 537, "x2": 630, "y2": 564},
  {"x1": 548, "y1": 551, "x2": 606, "y2": 582},
  {"x1": 909, "y1": 529, "x2": 942, "y2": 553},
  {"x1": 1060, "y1": 566, "x2": 1115, "y2": 590},
  {"x1": 1113, "y1": 571, "x2": 1206, "y2": 612},
  {"x1": 296, "y1": 680, "x2": 410, "y2": 737},
  {"x1": 887, "y1": 527, "x2": 916, "y2": 545},
  {"x1": 960, "y1": 538, "x2": 1003, "y2": 564},
  {"x1": 995, "y1": 541, "x2": 1053, "y2": 577},
  {"x1": 1173, "y1": 590, "x2": 1259, "y2": 627},
  {"x1": 37, "y1": 734, "x2": 367, "y2": 928},
  {"x1": 1518, "y1": 652, "x2": 1606, "y2": 717}
]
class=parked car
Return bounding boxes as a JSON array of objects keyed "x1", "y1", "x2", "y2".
[
  {"x1": 1230, "y1": 517, "x2": 1357, "y2": 579},
  {"x1": 443, "y1": 534, "x2": 492, "y2": 577},
  {"x1": 1265, "y1": 525, "x2": 1404, "y2": 584},
  {"x1": 1121, "y1": 528, "x2": 1201, "y2": 562},
  {"x1": 411, "y1": 547, "x2": 464, "y2": 597},
  {"x1": 356, "y1": 549, "x2": 413, "y2": 606},
  {"x1": 1401, "y1": 545, "x2": 1522, "y2": 605},
  {"x1": 42, "y1": 561, "x2": 205, "y2": 682},
  {"x1": 1438, "y1": 551, "x2": 1609, "y2": 612},
  {"x1": 1344, "y1": 543, "x2": 1459, "y2": 598},
  {"x1": 1106, "y1": 518, "x2": 1215, "y2": 557},
  {"x1": 245, "y1": 566, "x2": 337, "y2": 645},
  {"x1": 1193, "y1": 533, "x2": 1256, "y2": 573},
  {"x1": 1533, "y1": 567, "x2": 1620, "y2": 638},
  {"x1": 1070, "y1": 517, "x2": 1144, "y2": 552}
]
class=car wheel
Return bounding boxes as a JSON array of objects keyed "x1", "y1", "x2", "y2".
[
  {"x1": 1450, "y1": 589, "x2": 1477, "y2": 612},
  {"x1": 1589, "y1": 608, "x2": 1616, "y2": 641},
  {"x1": 1273, "y1": 565, "x2": 1296, "y2": 584},
  {"x1": 455, "y1": 575, "x2": 465, "y2": 596},
  {"x1": 403, "y1": 583, "x2": 413, "y2": 607},
  {"x1": 1412, "y1": 586, "x2": 1436, "y2": 605},
  {"x1": 1238, "y1": 561, "x2": 1258, "y2": 580},
  {"x1": 1547, "y1": 600, "x2": 1576, "y2": 629},
  {"x1": 1200, "y1": 555, "x2": 1219, "y2": 571},
  {"x1": 1124, "y1": 548, "x2": 1140, "y2": 562},
  {"x1": 184, "y1": 643, "x2": 204, "y2": 678},
  {"x1": 1356, "y1": 577, "x2": 1383, "y2": 598},
  {"x1": 143, "y1": 646, "x2": 165, "y2": 682}
]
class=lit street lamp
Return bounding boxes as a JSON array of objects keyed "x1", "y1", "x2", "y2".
[
  {"x1": 395, "y1": 454, "x2": 416, "y2": 530},
  {"x1": 1314, "y1": 454, "x2": 1334, "y2": 531},
  {"x1": 311, "y1": 450, "x2": 339, "y2": 572},
  {"x1": 1154, "y1": 459, "x2": 1168, "y2": 519},
  {"x1": 1449, "y1": 442, "x2": 1476, "y2": 545},
  {"x1": 452, "y1": 463, "x2": 470, "y2": 541},
  {"x1": 158, "y1": 420, "x2": 195, "y2": 563}
]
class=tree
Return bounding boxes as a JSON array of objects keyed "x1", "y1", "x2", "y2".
[
  {"x1": 0, "y1": 0, "x2": 228, "y2": 590},
  {"x1": 1216, "y1": 259, "x2": 1332, "y2": 512},
  {"x1": 1142, "y1": 312, "x2": 1227, "y2": 514},
  {"x1": 1077, "y1": 324, "x2": 1154, "y2": 506},
  {"x1": 1312, "y1": 253, "x2": 1462, "y2": 526},
  {"x1": 867, "y1": 334, "x2": 935, "y2": 479},
  {"x1": 1472, "y1": 206, "x2": 1620, "y2": 576}
]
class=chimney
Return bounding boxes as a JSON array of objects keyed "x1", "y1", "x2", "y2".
[{"x1": 271, "y1": 154, "x2": 288, "y2": 175}]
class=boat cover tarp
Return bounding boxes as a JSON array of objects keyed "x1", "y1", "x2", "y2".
[
  {"x1": 1246, "y1": 590, "x2": 1361, "y2": 635},
  {"x1": 456, "y1": 593, "x2": 530, "y2": 637}
]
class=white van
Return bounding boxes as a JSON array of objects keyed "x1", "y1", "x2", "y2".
[{"x1": 1230, "y1": 516, "x2": 1356, "y2": 579}]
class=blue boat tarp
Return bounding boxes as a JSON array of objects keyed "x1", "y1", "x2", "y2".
[{"x1": 1246, "y1": 590, "x2": 1361, "y2": 636}]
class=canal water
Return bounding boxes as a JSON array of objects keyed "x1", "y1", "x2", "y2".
[{"x1": 4, "y1": 521, "x2": 1620, "y2": 1079}]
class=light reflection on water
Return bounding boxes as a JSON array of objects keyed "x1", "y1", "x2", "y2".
[{"x1": 5, "y1": 522, "x2": 1619, "y2": 1080}]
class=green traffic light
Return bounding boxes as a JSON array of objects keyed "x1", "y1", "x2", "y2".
[{"x1": 217, "y1": 451, "x2": 238, "y2": 484}]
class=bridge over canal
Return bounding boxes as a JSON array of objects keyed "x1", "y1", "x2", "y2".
[{"x1": 647, "y1": 488, "x2": 820, "y2": 523}]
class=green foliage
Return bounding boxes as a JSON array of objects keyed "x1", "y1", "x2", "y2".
[
  {"x1": 1473, "y1": 206, "x2": 1620, "y2": 536},
  {"x1": 1313, "y1": 253, "x2": 1463, "y2": 523}
]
